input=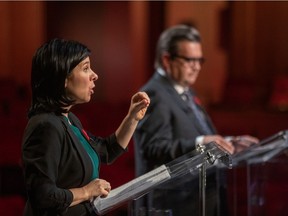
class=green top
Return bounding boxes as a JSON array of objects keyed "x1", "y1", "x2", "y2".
[{"x1": 65, "y1": 117, "x2": 99, "y2": 180}]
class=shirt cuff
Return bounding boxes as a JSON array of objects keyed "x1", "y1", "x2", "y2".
[
  {"x1": 196, "y1": 136, "x2": 205, "y2": 145},
  {"x1": 224, "y1": 136, "x2": 235, "y2": 142}
]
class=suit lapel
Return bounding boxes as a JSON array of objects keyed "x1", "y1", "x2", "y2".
[
  {"x1": 156, "y1": 73, "x2": 216, "y2": 135},
  {"x1": 60, "y1": 116, "x2": 93, "y2": 184},
  {"x1": 190, "y1": 91, "x2": 217, "y2": 134},
  {"x1": 156, "y1": 74, "x2": 206, "y2": 133}
]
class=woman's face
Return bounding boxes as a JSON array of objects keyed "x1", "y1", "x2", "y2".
[{"x1": 65, "y1": 56, "x2": 98, "y2": 104}]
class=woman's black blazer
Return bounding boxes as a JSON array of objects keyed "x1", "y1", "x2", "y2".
[{"x1": 22, "y1": 112, "x2": 125, "y2": 216}]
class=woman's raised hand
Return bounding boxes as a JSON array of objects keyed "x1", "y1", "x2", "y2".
[{"x1": 128, "y1": 92, "x2": 150, "y2": 121}]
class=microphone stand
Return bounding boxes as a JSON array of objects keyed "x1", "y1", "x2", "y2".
[
  {"x1": 196, "y1": 143, "x2": 207, "y2": 216},
  {"x1": 199, "y1": 160, "x2": 207, "y2": 216}
]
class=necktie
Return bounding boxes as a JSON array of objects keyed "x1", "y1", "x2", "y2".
[{"x1": 181, "y1": 90, "x2": 212, "y2": 134}]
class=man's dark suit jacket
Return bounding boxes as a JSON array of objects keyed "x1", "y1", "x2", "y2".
[
  {"x1": 22, "y1": 112, "x2": 125, "y2": 216},
  {"x1": 134, "y1": 72, "x2": 217, "y2": 215}
]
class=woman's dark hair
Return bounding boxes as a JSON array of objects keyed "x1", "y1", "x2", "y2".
[
  {"x1": 28, "y1": 38, "x2": 91, "y2": 118},
  {"x1": 154, "y1": 24, "x2": 201, "y2": 69}
]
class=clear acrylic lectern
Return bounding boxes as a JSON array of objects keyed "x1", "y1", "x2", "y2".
[
  {"x1": 91, "y1": 142, "x2": 232, "y2": 215},
  {"x1": 224, "y1": 130, "x2": 288, "y2": 216}
]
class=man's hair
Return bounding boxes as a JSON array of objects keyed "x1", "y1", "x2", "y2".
[
  {"x1": 28, "y1": 38, "x2": 91, "y2": 117},
  {"x1": 154, "y1": 24, "x2": 201, "y2": 69}
]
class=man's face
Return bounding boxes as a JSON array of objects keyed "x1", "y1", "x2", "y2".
[{"x1": 166, "y1": 41, "x2": 204, "y2": 87}]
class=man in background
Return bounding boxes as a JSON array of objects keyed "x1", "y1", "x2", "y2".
[{"x1": 133, "y1": 25, "x2": 258, "y2": 216}]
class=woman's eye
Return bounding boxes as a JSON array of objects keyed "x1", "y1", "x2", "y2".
[{"x1": 83, "y1": 67, "x2": 89, "y2": 72}]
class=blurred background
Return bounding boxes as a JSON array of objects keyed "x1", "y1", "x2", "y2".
[{"x1": 1, "y1": 1, "x2": 288, "y2": 215}]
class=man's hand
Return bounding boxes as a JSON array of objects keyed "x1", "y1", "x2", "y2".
[
  {"x1": 229, "y1": 135, "x2": 259, "y2": 153},
  {"x1": 203, "y1": 135, "x2": 235, "y2": 154}
]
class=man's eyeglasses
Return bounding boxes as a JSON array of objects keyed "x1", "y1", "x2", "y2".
[{"x1": 172, "y1": 55, "x2": 206, "y2": 66}]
